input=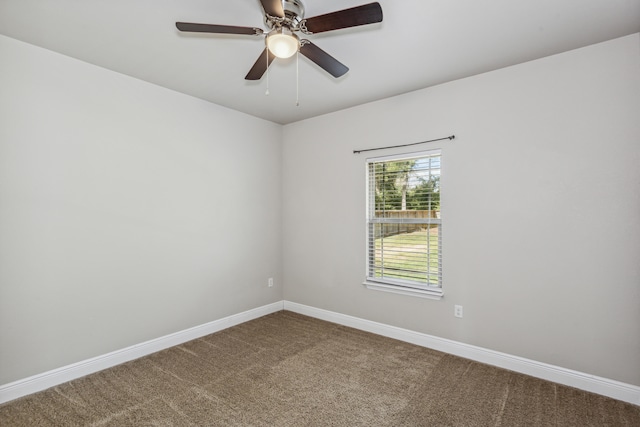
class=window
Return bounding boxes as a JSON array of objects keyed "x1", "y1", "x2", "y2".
[{"x1": 365, "y1": 150, "x2": 443, "y2": 299}]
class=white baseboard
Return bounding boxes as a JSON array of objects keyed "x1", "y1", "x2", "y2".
[
  {"x1": 283, "y1": 301, "x2": 640, "y2": 406},
  {"x1": 0, "y1": 301, "x2": 284, "y2": 404},
  {"x1": 3, "y1": 300, "x2": 638, "y2": 407}
]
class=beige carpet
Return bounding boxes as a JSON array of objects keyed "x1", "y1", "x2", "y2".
[{"x1": 1, "y1": 311, "x2": 639, "y2": 426}]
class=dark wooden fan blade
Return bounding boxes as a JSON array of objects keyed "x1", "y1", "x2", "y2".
[
  {"x1": 302, "y1": 2, "x2": 383, "y2": 34},
  {"x1": 245, "y1": 48, "x2": 276, "y2": 80},
  {"x1": 260, "y1": 0, "x2": 285, "y2": 18},
  {"x1": 299, "y1": 41, "x2": 349, "y2": 78},
  {"x1": 176, "y1": 22, "x2": 263, "y2": 35}
]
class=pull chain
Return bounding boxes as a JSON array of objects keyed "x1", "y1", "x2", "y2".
[
  {"x1": 264, "y1": 48, "x2": 301, "y2": 104},
  {"x1": 296, "y1": 49, "x2": 300, "y2": 106},
  {"x1": 265, "y1": 50, "x2": 270, "y2": 96}
]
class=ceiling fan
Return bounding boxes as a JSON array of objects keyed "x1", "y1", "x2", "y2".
[{"x1": 176, "y1": 0, "x2": 383, "y2": 80}]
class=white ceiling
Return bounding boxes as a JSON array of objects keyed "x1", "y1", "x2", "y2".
[{"x1": 1, "y1": 0, "x2": 639, "y2": 124}]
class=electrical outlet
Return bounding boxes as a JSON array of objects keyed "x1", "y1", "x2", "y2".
[
  {"x1": 454, "y1": 305, "x2": 463, "y2": 318},
  {"x1": 268, "y1": 277, "x2": 274, "y2": 287}
]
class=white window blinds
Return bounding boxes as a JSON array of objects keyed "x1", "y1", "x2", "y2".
[{"x1": 366, "y1": 150, "x2": 442, "y2": 290}]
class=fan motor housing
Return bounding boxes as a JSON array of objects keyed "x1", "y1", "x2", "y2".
[
  {"x1": 283, "y1": 0, "x2": 305, "y2": 22},
  {"x1": 266, "y1": 0, "x2": 305, "y2": 29}
]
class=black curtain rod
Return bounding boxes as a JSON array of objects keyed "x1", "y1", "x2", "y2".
[{"x1": 353, "y1": 135, "x2": 455, "y2": 154}]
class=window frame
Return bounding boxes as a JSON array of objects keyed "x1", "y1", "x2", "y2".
[{"x1": 363, "y1": 149, "x2": 444, "y2": 300}]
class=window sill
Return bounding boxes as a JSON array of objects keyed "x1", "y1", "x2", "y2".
[{"x1": 363, "y1": 281, "x2": 444, "y2": 300}]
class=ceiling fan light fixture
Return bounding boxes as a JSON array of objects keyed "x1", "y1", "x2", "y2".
[
  {"x1": 176, "y1": 1, "x2": 384, "y2": 80},
  {"x1": 266, "y1": 28, "x2": 299, "y2": 59}
]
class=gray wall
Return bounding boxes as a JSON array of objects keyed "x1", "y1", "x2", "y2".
[
  {"x1": 0, "y1": 35, "x2": 283, "y2": 384},
  {"x1": 1, "y1": 32, "x2": 639, "y2": 390},
  {"x1": 282, "y1": 34, "x2": 640, "y2": 386}
]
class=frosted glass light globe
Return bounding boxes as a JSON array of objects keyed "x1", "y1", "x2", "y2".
[{"x1": 267, "y1": 30, "x2": 299, "y2": 59}]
